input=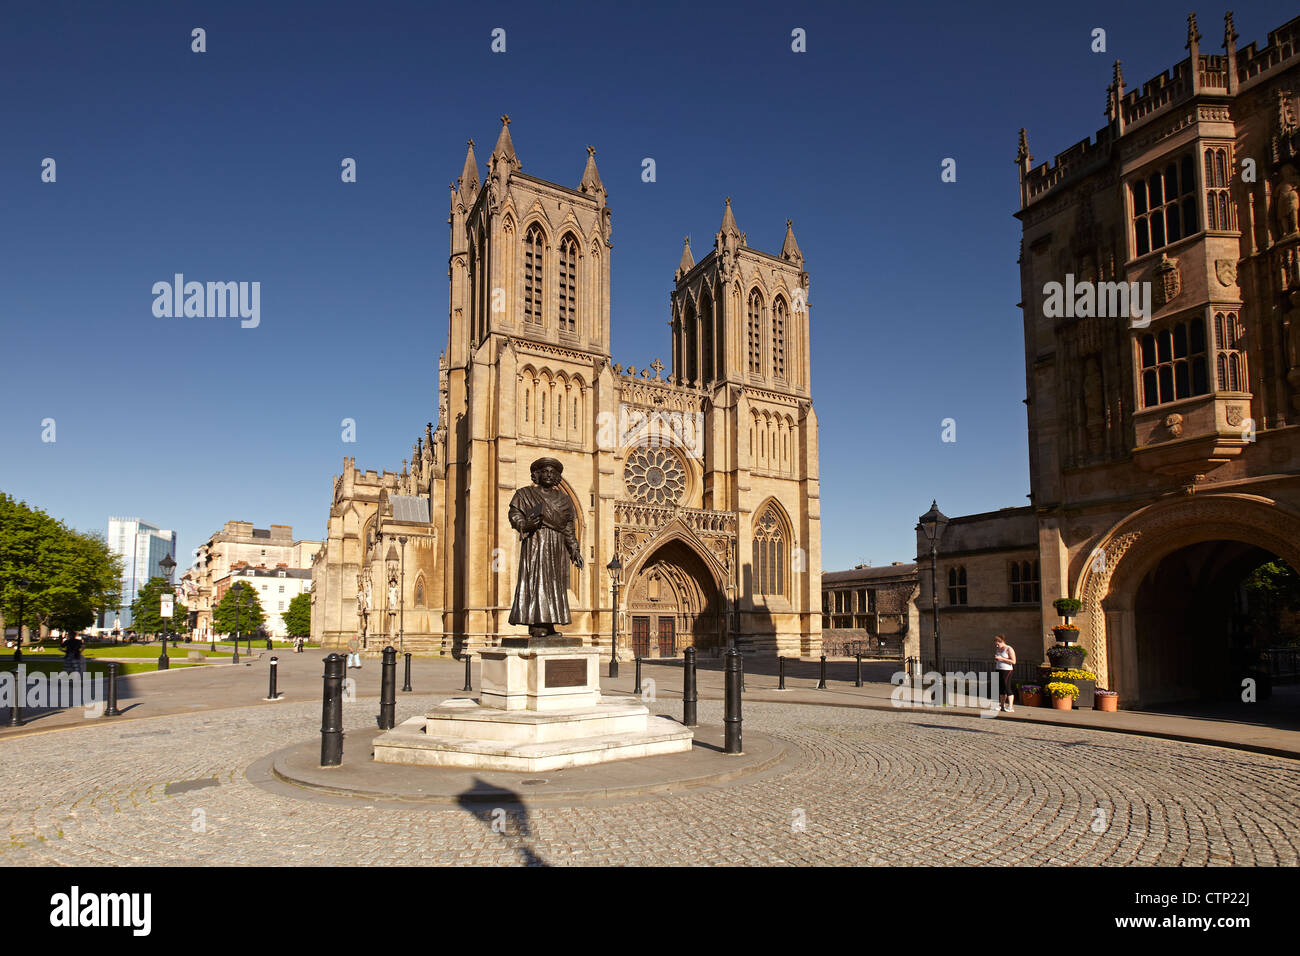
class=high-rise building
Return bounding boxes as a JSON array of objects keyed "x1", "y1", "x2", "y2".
[{"x1": 103, "y1": 517, "x2": 176, "y2": 630}]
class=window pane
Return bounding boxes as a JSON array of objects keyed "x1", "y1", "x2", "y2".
[
  {"x1": 1175, "y1": 361, "x2": 1189, "y2": 398},
  {"x1": 1159, "y1": 365, "x2": 1174, "y2": 403},
  {"x1": 1183, "y1": 197, "x2": 1198, "y2": 236},
  {"x1": 1143, "y1": 369, "x2": 1158, "y2": 406},
  {"x1": 1149, "y1": 172, "x2": 1164, "y2": 206},
  {"x1": 1167, "y1": 206, "x2": 1181, "y2": 243},
  {"x1": 1135, "y1": 220, "x2": 1149, "y2": 256},
  {"x1": 1150, "y1": 212, "x2": 1165, "y2": 249},
  {"x1": 1141, "y1": 334, "x2": 1155, "y2": 367},
  {"x1": 1132, "y1": 182, "x2": 1147, "y2": 215},
  {"x1": 1174, "y1": 324, "x2": 1188, "y2": 358},
  {"x1": 1193, "y1": 356, "x2": 1208, "y2": 395},
  {"x1": 1157, "y1": 329, "x2": 1172, "y2": 363},
  {"x1": 1214, "y1": 150, "x2": 1226, "y2": 188},
  {"x1": 1190, "y1": 318, "x2": 1205, "y2": 354},
  {"x1": 1188, "y1": 153, "x2": 1199, "y2": 192},
  {"x1": 1165, "y1": 163, "x2": 1178, "y2": 199}
]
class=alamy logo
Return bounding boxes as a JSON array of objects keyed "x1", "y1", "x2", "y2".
[
  {"x1": 1042, "y1": 274, "x2": 1151, "y2": 327},
  {"x1": 0, "y1": 667, "x2": 103, "y2": 712},
  {"x1": 49, "y1": 886, "x2": 151, "y2": 936},
  {"x1": 152, "y1": 274, "x2": 260, "y2": 328}
]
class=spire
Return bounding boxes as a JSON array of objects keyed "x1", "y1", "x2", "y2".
[
  {"x1": 1016, "y1": 128, "x2": 1033, "y2": 209},
  {"x1": 1187, "y1": 14, "x2": 1202, "y2": 93},
  {"x1": 578, "y1": 145, "x2": 605, "y2": 199},
  {"x1": 1185, "y1": 12, "x2": 1201, "y2": 51},
  {"x1": 1107, "y1": 61, "x2": 1126, "y2": 135},
  {"x1": 719, "y1": 197, "x2": 740, "y2": 238},
  {"x1": 676, "y1": 236, "x2": 694, "y2": 280},
  {"x1": 490, "y1": 114, "x2": 519, "y2": 175},
  {"x1": 780, "y1": 219, "x2": 803, "y2": 264},
  {"x1": 458, "y1": 139, "x2": 480, "y2": 197},
  {"x1": 1224, "y1": 12, "x2": 1239, "y2": 94}
]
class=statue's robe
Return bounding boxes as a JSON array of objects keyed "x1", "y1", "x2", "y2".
[{"x1": 508, "y1": 486, "x2": 579, "y2": 627}]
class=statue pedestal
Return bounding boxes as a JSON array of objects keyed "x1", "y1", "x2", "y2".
[
  {"x1": 480, "y1": 645, "x2": 601, "y2": 712},
  {"x1": 373, "y1": 644, "x2": 693, "y2": 772}
]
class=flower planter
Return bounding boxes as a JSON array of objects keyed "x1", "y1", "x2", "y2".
[
  {"x1": 1047, "y1": 645, "x2": 1087, "y2": 670},
  {"x1": 1050, "y1": 696, "x2": 1073, "y2": 710},
  {"x1": 1095, "y1": 694, "x2": 1118, "y2": 712},
  {"x1": 1019, "y1": 689, "x2": 1043, "y2": 708}
]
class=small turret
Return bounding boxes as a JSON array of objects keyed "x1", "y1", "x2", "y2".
[
  {"x1": 676, "y1": 236, "x2": 694, "y2": 281},
  {"x1": 490, "y1": 114, "x2": 520, "y2": 182},
  {"x1": 578, "y1": 145, "x2": 605, "y2": 202},
  {"x1": 780, "y1": 220, "x2": 803, "y2": 266}
]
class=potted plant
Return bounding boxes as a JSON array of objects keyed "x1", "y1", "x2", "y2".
[
  {"x1": 1094, "y1": 688, "x2": 1118, "y2": 712},
  {"x1": 1046, "y1": 642, "x2": 1087, "y2": 671},
  {"x1": 1018, "y1": 683, "x2": 1043, "y2": 707},
  {"x1": 1048, "y1": 668, "x2": 1097, "y2": 709},
  {"x1": 1045, "y1": 681, "x2": 1079, "y2": 710},
  {"x1": 1053, "y1": 597, "x2": 1083, "y2": 622}
]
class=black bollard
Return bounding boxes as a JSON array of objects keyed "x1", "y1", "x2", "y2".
[
  {"x1": 740, "y1": 652, "x2": 746, "y2": 692},
  {"x1": 724, "y1": 647, "x2": 743, "y2": 754},
  {"x1": 463, "y1": 653, "x2": 472, "y2": 692},
  {"x1": 104, "y1": 662, "x2": 121, "y2": 717},
  {"x1": 157, "y1": 636, "x2": 169, "y2": 671},
  {"x1": 320, "y1": 653, "x2": 344, "y2": 767},
  {"x1": 7, "y1": 663, "x2": 23, "y2": 727},
  {"x1": 817, "y1": 654, "x2": 828, "y2": 690},
  {"x1": 267, "y1": 656, "x2": 279, "y2": 700},
  {"x1": 682, "y1": 647, "x2": 698, "y2": 727},
  {"x1": 778, "y1": 655, "x2": 786, "y2": 690},
  {"x1": 855, "y1": 653, "x2": 863, "y2": 688},
  {"x1": 402, "y1": 652, "x2": 412, "y2": 692},
  {"x1": 634, "y1": 657, "x2": 642, "y2": 697},
  {"x1": 379, "y1": 646, "x2": 396, "y2": 730}
]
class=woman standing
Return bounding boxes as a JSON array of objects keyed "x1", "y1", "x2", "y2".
[{"x1": 994, "y1": 634, "x2": 1016, "y2": 712}]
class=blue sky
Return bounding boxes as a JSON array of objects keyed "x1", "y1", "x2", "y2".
[{"x1": 2, "y1": 0, "x2": 1294, "y2": 572}]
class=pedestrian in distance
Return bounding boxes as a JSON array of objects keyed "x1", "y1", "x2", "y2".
[
  {"x1": 994, "y1": 634, "x2": 1016, "y2": 712},
  {"x1": 346, "y1": 635, "x2": 362, "y2": 669},
  {"x1": 61, "y1": 632, "x2": 85, "y2": 674}
]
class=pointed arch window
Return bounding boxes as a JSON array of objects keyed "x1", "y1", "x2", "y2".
[
  {"x1": 700, "y1": 295, "x2": 714, "y2": 386},
  {"x1": 752, "y1": 503, "x2": 788, "y2": 597},
  {"x1": 558, "y1": 233, "x2": 578, "y2": 333},
  {"x1": 1214, "y1": 310, "x2": 1246, "y2": 392},
  {"x1": 414, "y1": 576, "x2": 426, "y2": 608},
  {"x1": 747, "y1": 291, "x2": 764, "y2": 374},
  {"x1": 685, "y1": 302, "x2": 698, "y2": 385},
  {"x1": 772, "y1": 297, "x2": 787, "y2": 378},
  {"x1": 524, "y1": 225, "x2": 545, "y2": 325}
]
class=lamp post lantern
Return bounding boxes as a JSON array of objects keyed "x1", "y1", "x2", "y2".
[
  {"x1": 606, "y1": 554, "x2": 622, "y2": 678},
  {"x1": 917, "y1": 499, "x2": 949, "y2": 704}
]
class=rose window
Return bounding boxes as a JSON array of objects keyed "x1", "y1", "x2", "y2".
[{"x1": 624, "y1": 446, "x2": 686, "y2": 506}]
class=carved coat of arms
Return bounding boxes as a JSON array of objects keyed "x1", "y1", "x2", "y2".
[
  {"x1": 1154, "y1": 254, "x2": 1181, "y2": 307},
  {"x1": 1215, "y1": 259, "x2": 1238, "y2": 287}
]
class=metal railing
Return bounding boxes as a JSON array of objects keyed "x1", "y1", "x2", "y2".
[
  {"x1": 1264, "y1": 646, "x2": 1300, "y2": 684},
  {"x1": 910, "y1": 657, "x2": 1041, "y2": 685}
]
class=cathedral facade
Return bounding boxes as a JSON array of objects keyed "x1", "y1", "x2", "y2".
[{"x1": 311, "y1": 118, "x2": 822, "y2": 660}]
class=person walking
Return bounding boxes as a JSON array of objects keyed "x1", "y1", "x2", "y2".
[
  {"x1": 994, "y1": 634, "x2": 1016, "y2": 712},
  {"x1": 346, "y1": 635, "x2": 362, "y2": 669},
  {"x1": 61, "y1": 632, "x2": 85, "y2": 674}
]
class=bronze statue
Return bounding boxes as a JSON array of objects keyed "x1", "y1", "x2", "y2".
[{"x1": 508, "y1": 457, "x2": 584, "y2": 643}]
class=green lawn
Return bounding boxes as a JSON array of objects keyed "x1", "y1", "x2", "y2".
[{"x1": 0, "y1": 659, "x2": 200, "y2": 676}]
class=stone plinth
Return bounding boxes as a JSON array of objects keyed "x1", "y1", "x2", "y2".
[
  {"x1": 372, "y1": 643, "x2": 694, "y2": 772},
  {"x1": 479, "y1": 645, "x2": 601, "y2": 712}
]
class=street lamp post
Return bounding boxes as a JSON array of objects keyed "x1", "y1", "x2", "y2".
[
  {"x1": 398, "y1": 535, "x2": 407, "y2": 656},
  {"x1": 917, "y1": 499, "x2": 950, "y2": 704},
  {"x1": 606, "y1": 555, "x2": 622, "y2": 679},
  {"x1": 11, "y1": 576, "x2": 29, "y2": 663},
  {"x1": 158, "y1": 553, "x2": 176, "y2": 670}
]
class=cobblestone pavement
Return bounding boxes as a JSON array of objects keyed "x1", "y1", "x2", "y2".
[{"x1": 2, "y1": 696, "x2": 1298, "y2": 866}]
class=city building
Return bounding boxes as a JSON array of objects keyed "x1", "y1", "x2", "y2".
[
  {"x1": 312, "y1": 118, "x2": 822, "y2": 659},
  {"x1": 211, "y1": 563, "x2": 312, "y2": 639},
  {"x1": 921, "y1": 14, "x2": 1300, "y2": 706},
  {"x1": 820, "y1": 563, "x2": 918, "y2": 658},
  {"x1": 183, "y1": 522, "x2": 321, "y2": 642},
  {"x1": 101, "y1": 517, "x2": 176, "y2": 631}
]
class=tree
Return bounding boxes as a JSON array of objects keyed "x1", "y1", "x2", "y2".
[
  {"x1": 1, "y1": 493, "x2": 122, "y2": 639},
  {"x1": 1243, "y1": 559, "x2": 1300, "y2": 645},
  {"x1": 283, "y1": 591, "x2": 312, "y2": 638},
  {"x1": 212, "y1": 581, "x2": 266, "y2": 636},
  {"x1": 130, "y1": 576, "x2": 189, "y2": 637}
]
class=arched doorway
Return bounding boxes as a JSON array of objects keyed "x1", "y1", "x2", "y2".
[
  {"x1": 1132, "y1": 540, "x2": 1277, "y2": 704},
  {"x1": 1078, "y1": 494, "x2": 1300, "y2": 707},
  {"x1": 625, "y1": 540, "x2": 722, "y2": 658}
]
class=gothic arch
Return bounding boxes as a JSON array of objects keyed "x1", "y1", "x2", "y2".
[
  {"x1": 1076, "y1": 493, "x2": 1300, "y2": 697},
  {"x1": 622, "y1": 516, "x2": 728, "y2": 595},
  {"x1": 751, "y1": 497, "x2": 794, "y2": 599}
]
